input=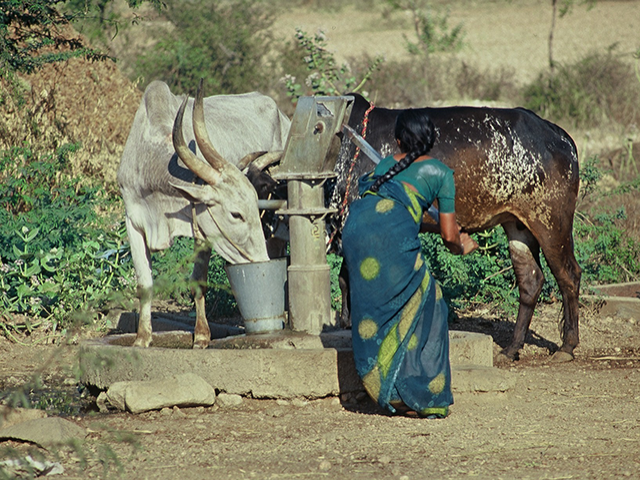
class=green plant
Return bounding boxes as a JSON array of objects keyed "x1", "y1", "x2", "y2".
[
  {"x1": 132, "y1": 0, "x2": 277, "y2": 95},
  {"x1": 0, "y1": 143, "x2": 135, "y2": 333},
  {"x1": 418, "y1": 225, "x2": 563, "y2": 316},
  {"x1": 575, "y1": 158, "x2": 640, "y2": 284},
  {"x1": 386, "y1": 0, "x2": 464, "y2": 66},
  {"x1": 420, "y1": 228, "x2": 518, "y2": 314},
  {"x1": 0, "y1": 222, "x2": 134, "y2": 330},
  {"x1": 578, "y1": 154, "x2": 602, "y2": 200},
  {"x1": 62, "y1": 0, "x2": 160, "y2": 49},
  {"x1": 147, "y1": 237, "x2": 239, "y2": 318},
  {"x1": 574, "y1": 208, "x2": 640, "y2": 284},
  {"x1": 205, "y1": 253, "x2": 238, "y2": 319},
  {"x1": 0, "y1": 0, "x2": 110, "y2": 77},
  {"x1": 1, "y1": 0, "x2": 164, "y2": 75},
  {"x1": 281, "y1": 28, "x2": 384, "y2": 101},
  {"x1": 523, "y1": 50, "x2": 640, "y2": 128},
  {"x1": 327, "y1": 253, "x2": 344, "y2": 312}
]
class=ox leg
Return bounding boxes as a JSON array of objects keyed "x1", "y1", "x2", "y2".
[
  {"x1": 338, "y1": 261, "x2": 351, "y2": 329},
  {"x1": 498, "y1": 221, "x2": 545, "y2": 362},
  {"x1": 126, "y1": 216, "x2": 154, "y2": 348},
  {"x1": 536, "y1": 227, "x2": 582, "y2": 362},
  {"x1": 191, "y1": 241, "x2": 212, "y2": 349}
]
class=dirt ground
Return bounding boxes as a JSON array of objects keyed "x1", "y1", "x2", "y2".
[
  {"x1": 1, "y1": 301, "x2": 640, "y2": 479},
  {"x1": 2, "y1": 1, "x2": 640, "y2": 479}
]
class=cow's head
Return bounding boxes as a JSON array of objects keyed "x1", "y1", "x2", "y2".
[{"x1": 170, "y1": 80, "x2": 270, "y2": 264}]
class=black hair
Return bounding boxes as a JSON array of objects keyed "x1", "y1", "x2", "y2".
[{"x1": 369, "y1": 108, "x2": 436, "y2": 193}]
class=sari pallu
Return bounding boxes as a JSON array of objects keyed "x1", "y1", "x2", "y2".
[{"x1": 342, "y1": 174, "x2": 453, "y2": 417}]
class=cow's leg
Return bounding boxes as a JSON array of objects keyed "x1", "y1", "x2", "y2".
[
  {"x1": 497, "y1": 221, "x2": 545, "y2": 362},
  {"x1": 191, "y1": 241, "x2": 211, "y2": 349},
  {"x1": 535, "y1": 225, "x2": 582, "y2": 362},
  {"x1": 338, "y1": 261, "x2": 351, "y2": 329},
  {"x1": 126, "y1": 216, "x2": 154, "y2": 348}
]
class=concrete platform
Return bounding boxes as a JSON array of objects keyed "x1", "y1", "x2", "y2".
[
  {"x1": 80, "y1": 320, "x2": 516, "y2": 398},
  {"x1": 583, "y1": 281, "x2": 640, "y2": 320}
]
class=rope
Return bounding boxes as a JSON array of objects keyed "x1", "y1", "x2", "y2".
[{"x1": 326, "y1": 101, "x2": 375, "y2": 250}]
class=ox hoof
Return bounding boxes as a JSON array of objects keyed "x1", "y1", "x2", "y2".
[
  {"x1": 133, "y1": 339, "x2": 151, "y2": 348},
  {"x1": 192, "y1": 341, "x2": 209, "y2": 350},
  {"x1": 548, "y1": 351, "x2": 574, "y2": 363},
  {"x1": 494, "y1": 352, "x2": 515, "y2": 365}
]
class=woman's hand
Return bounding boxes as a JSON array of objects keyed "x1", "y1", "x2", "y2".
[{"x1": 460, "y1": 232, "x2": 478, "y2": 255}]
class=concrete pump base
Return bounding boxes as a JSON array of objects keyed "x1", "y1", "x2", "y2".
[{"x1": 80, "y1": 316, "x2": 515, "y2": 398}]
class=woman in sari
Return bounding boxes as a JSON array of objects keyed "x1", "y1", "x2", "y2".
[{"x1": 342, "y1": 109, "x2": 478, "y2": 418}]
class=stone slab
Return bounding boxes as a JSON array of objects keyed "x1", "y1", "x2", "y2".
[
  {"x1": 80, "y1": 329, "x2": 512, "y2": 399},
  {"x1": 588, "y1": 282, "x2": 640, "y2": 298},
  {"x1": 582, "y1": 294, "x2": 640, "y2": 320},
  {"x1": 112, "y1": 317, "x2": 494, "y2": 368},
  {"x1": 80, "y1": 334, "x2": 355, "y2": 398}
]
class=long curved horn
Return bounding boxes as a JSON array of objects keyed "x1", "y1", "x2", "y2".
[
  {"x1": 192, "y1": 78, "x2": 228, "y2": 171},
  {"x1": 172, "y1": 95, "x2": 220, "y2": 186},
  {"x1": 253, "y1": 151, "x2": 284, "y2": 172},
  {"x1": 237, "y1": 151, "x2": 267, "y2": 171}
]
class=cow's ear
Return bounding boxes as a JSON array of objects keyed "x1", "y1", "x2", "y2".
[{"x1": 169, "y1": 181, "x2": 218, "y2": 205}]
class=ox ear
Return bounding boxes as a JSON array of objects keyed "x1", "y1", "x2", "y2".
[{"x1": 169, "y1": 181, "x2": 219, "y2": 205}]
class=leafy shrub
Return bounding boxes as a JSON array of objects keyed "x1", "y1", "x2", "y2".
[
  {"x1": 420, "y1": 228, "x2": 519, "y2": 315},
  {"x1": 149, "y1": 237, "x2": 239, "y2": 319},
  {"x1": 575, "y1": 208, "x2": 640, "y2": 285},
  {"x1": 0, "y1": 0, "x2": 111, "y2": 76},
  {"x1": 275, "y1": 28, "x2": 383, "y2": 111},
  {"x1": 0, "y1": 143, "x2": 133, "y2": 330},
  {"x1": 132, "y1": 0, "x2": 277, "y2": 95},
  {"x1": 575, "y1": 158, "x2": 640, "y2": 285},
  {"x1": 523, "y1": 51, "x2": 640, "y2": 128},
  {"x1": 386, "y1": 0, "x2": 464, "y2": 62}
]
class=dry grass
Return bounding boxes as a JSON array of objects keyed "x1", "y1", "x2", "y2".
[{"x1": 0, "y1": 55, "x2": 141, "y2": 192}]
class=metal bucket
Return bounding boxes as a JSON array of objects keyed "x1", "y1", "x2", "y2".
[{"x1": 224, "y1": 257, "x2": 287, "y2": 334}]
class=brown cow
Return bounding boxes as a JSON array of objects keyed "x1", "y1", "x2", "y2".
[{"x1": 330, "y1": 93, "x2": 581, "y2": 362}]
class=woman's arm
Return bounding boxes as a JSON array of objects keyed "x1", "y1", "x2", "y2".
[
  {"x1": 439, "y1": 213, "x2": 463, "y2": 254},
  {"x1": 438, "y1": 213, "x2": 478, "y2": 255}
]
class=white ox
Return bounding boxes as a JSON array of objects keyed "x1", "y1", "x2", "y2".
[{"x1": 118, "y1": 80, "x2": 290, "y2": 348}]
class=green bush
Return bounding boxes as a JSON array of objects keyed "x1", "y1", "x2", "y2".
[
  {"x1": 0, "y1": 144, "x2": 134, "y2": 330},
  {"x1": 0, "y1": 141, "x2": 240, "y2": 333},
  {"x1": 575, "y1": 157, "x2": 640, "y2": 286},
  {"x1": 132, "y1": 0, "x2": 277, "y2": 95},
  {"x1": 273, "y1": 28, "x2": 383, "y2": 114},
  {"x1": 149, "y1": 237, "x2": 238, "y2": 318},
  {"x1": 420, "y1": 228, "x2": 519, "y2": 315},
  {"x1": 575, "y1": 208, "x2": 640, "y2": 286},
  {"x1": 523, "y1": 51, "x2": 640, "y2": 128}
]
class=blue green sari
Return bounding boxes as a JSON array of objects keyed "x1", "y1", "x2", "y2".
[{"x1": 342, "y1": 157, "x2": 455, "y2": 417}]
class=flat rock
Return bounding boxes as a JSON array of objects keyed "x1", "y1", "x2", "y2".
[
  {"x1": 0, "y1": 406, "x2": 48, "y2": 429},
  {"x1": 217, "y1": 393, "x2": 243, "y2": 407},
  {"x1": 0, "y1": 417, "x2": 87, "y2": 448},
  {"x1": 106, "y1": 372, "x2": 216, "y2": 413}
]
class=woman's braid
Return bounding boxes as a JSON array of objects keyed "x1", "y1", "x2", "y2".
[
  {"x1": 369, "y1": 150, "x2": 421, "y2": 193},
  {"x1": 369, "y1": 109, "x2": 435, "y2": 193}
]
